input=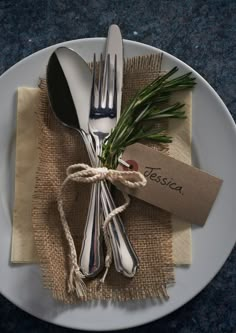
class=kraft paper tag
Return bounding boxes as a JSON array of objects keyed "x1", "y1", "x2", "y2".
[{"x1": 118, "y1": 143, "x2": 223, "y2": 226}]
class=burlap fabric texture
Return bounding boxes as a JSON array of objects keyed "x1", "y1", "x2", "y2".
[{"x1": 32, "y1": 54, "x2": 175, "y2": 303}]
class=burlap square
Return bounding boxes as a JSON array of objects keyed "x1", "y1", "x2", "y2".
[{"x1": 32, "y1": 54, "x2": 175, "y2": 303}]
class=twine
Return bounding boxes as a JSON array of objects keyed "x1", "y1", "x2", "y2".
[{"x1": 57, "y1": 163, "x2": 147, "y2": 298}]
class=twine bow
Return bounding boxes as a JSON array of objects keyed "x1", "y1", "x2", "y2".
[{"x1": 57, "y1": 163, "x2": 147, "y2": 299}]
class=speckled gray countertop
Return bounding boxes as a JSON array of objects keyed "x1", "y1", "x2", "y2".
[{"x1": 0, "y1": 0, "x2": 235, "y2": 332}]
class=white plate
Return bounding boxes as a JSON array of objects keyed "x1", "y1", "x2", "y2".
[{"x1": 0, "y1": 38, "x2": 235, "y2": 331}]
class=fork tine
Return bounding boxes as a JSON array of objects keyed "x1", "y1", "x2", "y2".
[
  {"x1": 106, "y1": 54, "x2": 110, "y2": 108},
  {"x1": 113, "y1": 54, "x2": 117, "y2": 112},
  {"x1": 90, "y1": 53, "x2": 96, "y2": 109},
  {"x1": 98, "y1": 53, "x2": 103, "y2": 108},
  {"x1": 90, "y1": 53, "x2": 117, "y2": 119}
]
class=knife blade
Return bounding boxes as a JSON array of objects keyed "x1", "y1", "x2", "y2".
[{"x1": 102, "y1": 24, "x2": 123, "y2": 119}]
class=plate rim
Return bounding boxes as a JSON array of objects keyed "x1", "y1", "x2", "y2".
[{"x1": 0, "y1": 37, "x2": 235, "y2": 331}]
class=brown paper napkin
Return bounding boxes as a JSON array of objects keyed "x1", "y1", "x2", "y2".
[{"x1": 12, "y1": 55, "x2": 192, "y2": 302}]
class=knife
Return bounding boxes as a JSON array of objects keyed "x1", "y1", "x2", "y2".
[
  {"x1": 99, "y1": 25, "x2": 140, "y2": 277},
  {"x1": 78, "y1": 25, "x2": 139, "y2": 278}
]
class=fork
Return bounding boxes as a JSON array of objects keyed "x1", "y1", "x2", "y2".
[{"x1": 79, "y1": 53, "x2": 139, "y2": 278}]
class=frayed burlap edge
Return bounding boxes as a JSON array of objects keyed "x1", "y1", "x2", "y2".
[{"x1": 32, "y1": 54, "x2": 174, "y2": 303}]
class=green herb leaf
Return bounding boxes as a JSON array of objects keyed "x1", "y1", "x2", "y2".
[{"x1": 101, "y1": 66, "x2": 196, "y2": 169}]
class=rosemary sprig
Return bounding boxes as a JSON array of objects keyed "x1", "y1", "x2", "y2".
[{"x1": 101, "y1": 66, "x2": 196, "y2": 169}]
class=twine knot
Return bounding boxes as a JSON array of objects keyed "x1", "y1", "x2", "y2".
[{"x1": 65, "y1": 163, "x2": 147, "y2": 188}]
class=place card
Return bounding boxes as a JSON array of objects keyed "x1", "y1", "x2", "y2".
[{"x1": 118, "y1": 143, "x2": 223, "y2": 226}]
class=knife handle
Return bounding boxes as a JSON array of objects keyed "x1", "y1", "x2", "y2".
[{"x1": 101, "y1": 181, "x2": 139, "y2": 277}]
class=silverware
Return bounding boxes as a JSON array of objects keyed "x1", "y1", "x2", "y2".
[{"x1": 47, "y1": 43, "x2": 139, "y2": 278}]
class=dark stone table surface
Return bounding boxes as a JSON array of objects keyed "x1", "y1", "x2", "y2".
[{"x1": 0, "y1": 0, "x2": 235, "y2": 332}]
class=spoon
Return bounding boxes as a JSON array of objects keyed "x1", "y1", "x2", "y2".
[{"x1": 47, "y1": 47, "x2": 103, "y2": 277}]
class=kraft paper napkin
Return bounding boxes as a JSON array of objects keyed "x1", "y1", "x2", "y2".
[
  {"x1": 11, "y1": 87, "x2": 192, "y2": 265},
  {"x1": 11, "y1": 87, "x2": 39, "y2": 262}
]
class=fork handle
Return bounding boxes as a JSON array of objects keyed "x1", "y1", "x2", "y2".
[{"x1": 101, "y1": 181, "x2": 139, "y2": 277}]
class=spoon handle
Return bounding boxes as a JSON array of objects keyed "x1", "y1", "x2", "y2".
[
  {"x1": 79, "y1": 138, "x2": 104, "y2": 277},
  {"x1": 79, "y1": 182, "x2": 104, "y2": 277}
]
